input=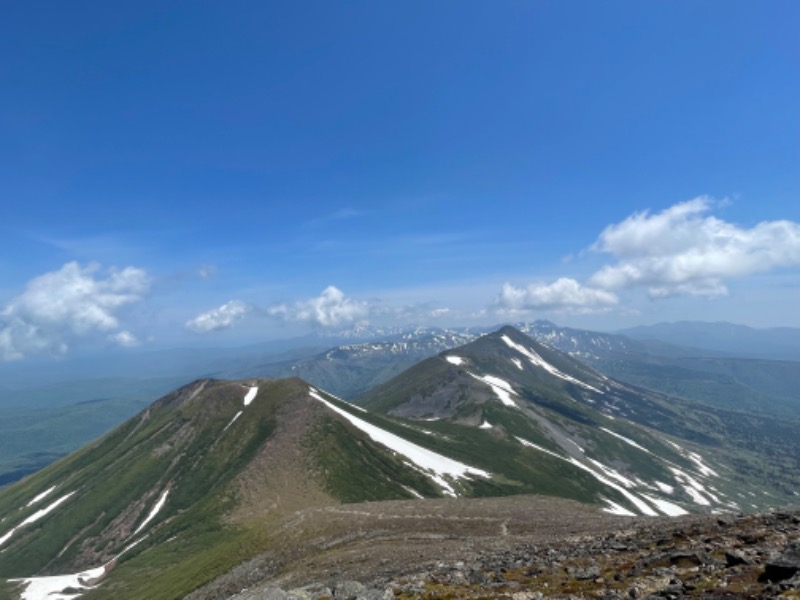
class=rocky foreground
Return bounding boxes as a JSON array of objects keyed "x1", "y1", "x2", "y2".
[{"x1": 216, "y1": 507, "x2": 800, "y2": 600}]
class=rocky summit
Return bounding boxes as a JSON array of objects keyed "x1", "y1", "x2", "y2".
[{"x1": 204, "y1": 507, "x2": 800, "y2": 599}]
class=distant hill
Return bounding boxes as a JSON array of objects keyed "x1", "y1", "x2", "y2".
[
  {"x1": 618, "y1": 321, "x2": 800, "y2": 361},
  {"x1": 517, "y1": 320, "x2": 800, "y2": 418}
]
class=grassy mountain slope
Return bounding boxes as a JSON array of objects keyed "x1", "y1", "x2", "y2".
[
  {"x1": 0, "y1": 378, "x2": 473, "y2": 599},
  {"x1": 0, "y1": 398, "x2": 149, "y2": 488},
  {"x1": 1, "y1": 327, "x2": 798, "y2": 599},
  {"x1": 359, "y1": 326, "x2": 800, "y2": 515}
]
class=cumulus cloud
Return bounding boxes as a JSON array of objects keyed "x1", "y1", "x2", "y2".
[
  {"x1": 185, "y1": 300, "x2": 253, "y2": 333},
  {"x1": 589, "y1": 197, "x2": 800, "y2": 297},
  {"x1": 496, "y1": 278, "x2": 619, "y2": 314},
  {"x1": 186, "y1": 287, "x2": 373, "y2": 333},
  {"x1": 268, "y1": 286, "x2": 369, "y2": 328},
  {"x1": 0, "y1": 262, "x2": 150, "y2": 360}
]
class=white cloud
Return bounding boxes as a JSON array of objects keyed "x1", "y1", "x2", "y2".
[
  {"x1": 496, "y1": 278, "x2": 619, "y2": 314},
  {"x1": 188, "y1": 288, "x2": 380, "y2": 333},
  {"x1": 185, "y1": 300, "x2": 252, "y2": 333},
  {"x1": 110, "y1": 330, "x2": 139, "y2": 347},
  {"x1": 268, "y1": 286, "x2": 369, "y2": 328},
  {"x1": 0, "y1": 262, "x2": 149, "y2": 360},
  {"x1": 589, "y1": 197, "x2": 800, "y2": 297}
]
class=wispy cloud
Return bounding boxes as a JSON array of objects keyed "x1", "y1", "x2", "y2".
[
  {"x1": 0, "y1": 262, "x2": 150, "y2": 360},
  {"x1": 589, "y1": 197, "x2": 800, "y2": 298},
  {"x1": 197, "y1": 264, "x2": 218, "y2": 280},
  {"x1": 303, "y1": 207, "x2": 366, "y2": 228}
]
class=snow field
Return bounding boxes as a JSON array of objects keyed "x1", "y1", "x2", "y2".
[
  {"x1": 14, "y1": 565, "x2": 106, "y2": 600},
  {"x1": 12, "y1": 536, "x2": 148, "y2": 600}
]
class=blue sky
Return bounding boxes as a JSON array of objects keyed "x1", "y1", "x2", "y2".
[{"x1": 1, "y1": 1, "x2": 799, "y2": 358}]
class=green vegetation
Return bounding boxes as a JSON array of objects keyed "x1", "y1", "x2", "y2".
[{"x1": 1, "y1": 326, "x2": 798, "y2": 599}]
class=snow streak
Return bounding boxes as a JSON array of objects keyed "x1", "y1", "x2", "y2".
[
  {"x1": 243, "y1": 386, "x2": 258, "y2": 406},
  {"x1": 309, "y1": 388, "x2": 490, "y2": 496},
  {"x1": 133, "y1": 489, "x2": 170, "y2": 535},
  {"x1": 500, "y1": 335, "x2": 602, "y2": 393},
  {"x1": 26, "y1": 486, "x2": 57, "y2": 507},
  {"x1": 467, "y1": 372, "x2": 518, "y2": 407},
  {"x1": 0, "y1": 491, "x2": 75, "y2": 548}
]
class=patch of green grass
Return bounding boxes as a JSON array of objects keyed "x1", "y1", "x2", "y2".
[{"x1": 309, "y1": 416, "x2": 439, "y2": 501}]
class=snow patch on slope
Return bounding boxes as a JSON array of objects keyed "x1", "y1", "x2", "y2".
[
  {"x1": 467, "y1": 372, "x2": 518, "y2": 407},
  {"x1": 445, "y1": 355, "x2": 464, "y2": 366},
  {"x1": 670, "y1": 467, "x2": 714, "y2": 506},
  {"x1": 514, "y1": 437, "x2": 659, "y2": 517},
  {"x1": 309, "y1": 388, "x2": 490, "y2": 496},
  {"x1": 12, "y1": 535, "x2": 148, "y2": 600},
  {"x1": 133, "y1": 489, "x2": 170, "y2": 535},
  {"x1": 14, "y1": 565, "x2": 106, "y2": 600},
  {"x1": 243, "y1": 386, "x2": 258, "y2": 406},
  {"x1": 602, "y1": 499, "x2": 637, "y2": 517},
  {"x1": 600, "y1": 427, "x2": 651, "y2": 454},
  {"x1": 655, "y1": 481, "x2": 675, "y2": 494},
  {"x1": 500, "y1": 335, "x2": 602, "y2": 393},
  {"x1": 0, "y1": 492, "x2": 75, "y2": 548},
  {"x1": 223, "y1": 411, "x2": 243, "y2": 432},
  {"x1": 641, "y1": 493, "x2": 689, "y2": 516},
  {"x1": 26, "y1": 486, "x2": 57, "y2": 508}
]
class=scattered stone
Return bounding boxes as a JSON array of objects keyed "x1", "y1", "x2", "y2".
[
  {"x1": 193, "y1": 507, "x2": 800, "y2": 599},
  {"x1": 724, "y1": 549, "x2": 752, "y2": 567},
  {"x1": 762, "y1": 542, "x2": 800, "y2": 582}
]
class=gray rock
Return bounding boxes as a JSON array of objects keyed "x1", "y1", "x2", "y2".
[
  {"x1": 333, "y1": 580, "x2": 367, "y2": 598},
  {"x1": 724, "y1": 549, "x2": 752, "y2": 567},
  {"x1": 762, "y1": 542, "x2": 800, "y2": 582},
  {"x1": 573, "y1": 565, "x2": 601, "y2": 580},
  {"x1": 256, "y1": 588, "x2": 293, "y2": 600}
]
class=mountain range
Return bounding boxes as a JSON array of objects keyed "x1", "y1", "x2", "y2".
[
  {"x1": 0, "y1": 326, "x2": 798, "y2": 599},
  {"x1": 1, "y1": 320, "x2": 799, "y2": 492}
]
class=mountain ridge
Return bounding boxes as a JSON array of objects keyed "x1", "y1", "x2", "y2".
[{"x1": 1, "y1": 327, "x2": 798, "y2": 599}]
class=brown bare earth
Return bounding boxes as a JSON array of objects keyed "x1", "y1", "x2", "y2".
[
  {"x1": 228, "y1": 394, "x2": 334, "y2": 524},
  {"x1": 186, "y1": 495, "x2": 800, "y2": 599}
]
